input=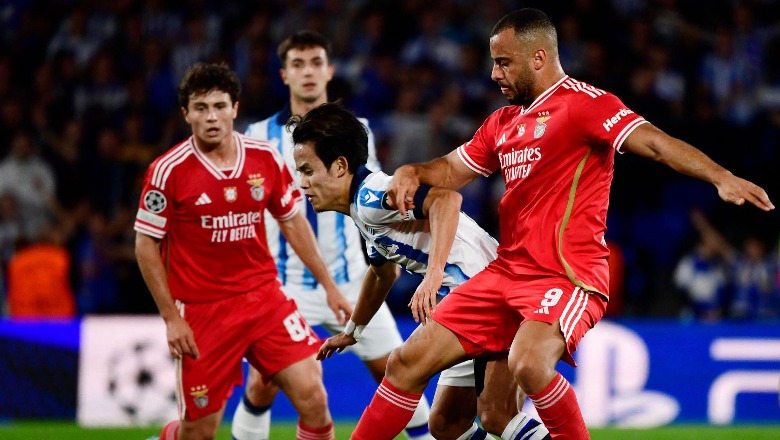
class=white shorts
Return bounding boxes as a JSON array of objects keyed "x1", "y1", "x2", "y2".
[
  {"x1": 284, "y1": 277, "x2": 404, "y2": 361},
  {"x1": 437, "y1": 359, "x2": 475, "y2": 388}
]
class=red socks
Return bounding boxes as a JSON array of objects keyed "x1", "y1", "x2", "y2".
[
  {"x1": 529, "y1": 373, "x2": 589, "y2": 439},
  {"x1": 351, "y1": 378, "x2": 422, "y2": 440},
  {"x1": 159, "y1": 420, "x2": 180, "y2": 440},
  {"x1": 297, "y1": 420, "x2": 335, "y2": 440}
]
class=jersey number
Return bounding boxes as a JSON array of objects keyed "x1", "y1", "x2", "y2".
[
  {"x1": 541, "y1": 288, "x2": 564, "y2": 307},
  {"x1": 283, "y1": 311, "x2": 312, "y2": 342}
]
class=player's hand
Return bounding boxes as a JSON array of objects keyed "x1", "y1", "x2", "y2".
[
  {"x1": 165, "y1": 316, "x2": 199, "y2": 359},
  {"x1": 408, "y1": 275, "x2": 441, "y2": 325},
  {"x1": 325, "y1": 286, "x2": 353, "y2": 325},
  {"x1": 387, "y1": 165, "x2": 420, "y2": 219},
  {"x1": 714, "y1": 174, "x2": 775, "y2": 211},
  {"x1": 317, "y1": 333, "x2": 357, "y2": 360}
]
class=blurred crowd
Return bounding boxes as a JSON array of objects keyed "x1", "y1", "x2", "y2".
[{"x1": 0, "y1": 0, "x2": 778, "y2": 320}]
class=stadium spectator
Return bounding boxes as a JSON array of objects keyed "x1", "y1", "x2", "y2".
[
  {"x1": 45, "y1": 6, "x2": 102, "y2": 69},
  {"x1": 730, "y1": 235, "x2": 779, "y2": 320},
  {"x1": 230, "y1": 30, "x2": 434, "y2": 440},
  {"x1": 294, "y1": 101, "x2": 550, "y2": 440},
  {"x1": 7, "y1": 221, "x2": 75, "y2": 318},
  {"x1": 0, "y1": 130, "x2": 57, "y2": 241},
  {"x1": 134, "y1": 62, "x2": 349, "y2": 440},
  {"x1": 355, "y1": 8, "x2": 774, "y2": 440},
  {"x1": 673, "y1": 209, "x2": 734, "y2": 321}
]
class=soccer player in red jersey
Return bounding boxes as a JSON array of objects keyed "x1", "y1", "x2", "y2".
[
  {"x1": 134, "y1": 62, "x2": 351, "y2": 440},
  {"x1": 351, "y1": 9, "x2": 775, "y2": 440}
]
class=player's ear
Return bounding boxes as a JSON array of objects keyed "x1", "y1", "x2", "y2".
[
  {"x1": 533, "y1": 48, "x2": 546, "y2": 69},
  {"x1": 335, "y1": 156, "x2": 349, "y2": 177}
]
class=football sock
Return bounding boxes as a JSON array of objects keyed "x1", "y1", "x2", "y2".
[
  {"x1": 231, "y1": 393, "x2": 272, "y2": 440},
  {"x1": 456, "y1": 421, "x2": 489, "y2": 440},
  {"x1": 500, "y1": 412, "x2": 550, "y2": 440},
  {"x1": 297, "y1": 420, "x2": 335, "y2": 440},
  {"x1": 352, "y1": 377, "x2": 421, "y2": 440},
  {"x1": 528, "y1": 373, "x2": 589, "y2": 439},
  {"x1": 404, "y1": 394, "x2": 434, "y2": 439},
  {"x1": 159, "y1": 420, "x2": 179, "y2": 440}
]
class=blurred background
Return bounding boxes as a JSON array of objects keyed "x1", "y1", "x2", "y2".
[
  {"x1": 0, "y1": 0, "x2": 779, "y2": 321},
  {"x1": 0, "y1": 0, "x2": 779, "y2": 431}
]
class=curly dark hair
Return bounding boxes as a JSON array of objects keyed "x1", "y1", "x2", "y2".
[{"x1": 177, "y1": 62, "x2": 241, "y2": 109}]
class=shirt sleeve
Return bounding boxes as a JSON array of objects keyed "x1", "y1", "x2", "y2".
[
  {"x1": 456, "y1": 112, "x2": 502, "y2": 176},
  {"x1": 356, "y1": 173, "x2": 420, "y2": 224},
  {"x1": 134, "y1": 162, "x2": 170, "y2": 239},
  {"x1": 266, "y1": 151, "x2": 302, "y2": 221},
  {"x1": 578, "y1": 93, "x2": 647, "y2": 153}
]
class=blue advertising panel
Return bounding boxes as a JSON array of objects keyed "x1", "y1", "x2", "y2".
[{"x1": 1, "y1": 317, "x2": 778, "y2": 426}]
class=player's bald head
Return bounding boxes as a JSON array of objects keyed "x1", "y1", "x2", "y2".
[{"x1": 491, "y1": 8, "x2": 559, "y2": 59}]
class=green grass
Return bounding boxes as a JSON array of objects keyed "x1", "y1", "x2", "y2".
[{"x1": 1, "y1": 421, "x2": 779, "y2": 439}]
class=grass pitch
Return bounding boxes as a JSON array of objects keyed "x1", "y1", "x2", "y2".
[{"x1": 1, "y1": 421, "x2": 779, "y2": 439}]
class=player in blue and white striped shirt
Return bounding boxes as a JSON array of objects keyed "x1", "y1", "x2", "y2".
[
  {"x1": 231, "y1": 31, "x2": 434, "y2": 440},
  {"x1": 292, "y1": 102, "x2": 550, "y2": 440}
]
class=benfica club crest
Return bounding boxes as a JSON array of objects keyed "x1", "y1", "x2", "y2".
[
  {"x1": 247, "y1": 173, "x2": 265, "y2": 201},
  {"x1": 190, "y1": 385, "x2": 209, "y2": 409},
  {"x1": 224, "y1": 186, "x2": 237, "y2": 202},
  {"x1": 534, "y1": 116, "x2": 551, "y2": 138}
]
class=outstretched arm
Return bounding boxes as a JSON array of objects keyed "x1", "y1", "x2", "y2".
[
  {"x1": 135, "y1": 232, "x2": 199, "y2": 360},
  {"x1": 622, "y1": 123, "x2": 774, "y2": 211},
  {"x1": 408, "y1": 187, "x2": 463, "y2": 324},
  {"x1": 317, "y1": 261, "x2": 397, "y2": 359},
  {"x1": 278, "y1": 210, "x2": 353, "y2": 323},
  {"x1": 389, "y1": 150, "x2": 480, "y2": 218}
]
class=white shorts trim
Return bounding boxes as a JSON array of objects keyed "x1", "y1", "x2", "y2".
[{"x1": 437, "y1": 359, "x2": 475, "y2": 387}]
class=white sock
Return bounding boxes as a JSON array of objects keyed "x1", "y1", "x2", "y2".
[
  {"x1": 500, "y1": 411, "x2": 550, "y2": 440},
  {"x1": 231, "y1": 396, "x2": 271, "y2": 440},
  {"x1": 404, "y1": 394, "x2": 434, "y2": 439}
]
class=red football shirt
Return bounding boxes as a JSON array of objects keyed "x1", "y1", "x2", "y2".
[
  {"x1": 459, "y1": 76, "x2": 647, "y2": 298},
  {"x1": 134, "y1": 132, "x2": 302, "y2": 303}
]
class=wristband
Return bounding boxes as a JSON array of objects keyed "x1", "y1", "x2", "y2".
[{"x1": 344, "y1": 319, "x2": 365, "y2": 342}]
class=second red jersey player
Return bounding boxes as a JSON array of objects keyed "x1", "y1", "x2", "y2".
[{"x1": 135, "y1": 132, "x2": 300, "y2": 303}]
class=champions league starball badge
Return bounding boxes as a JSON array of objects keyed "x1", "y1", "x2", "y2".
[{"x1": 144, "y1": 190, "x2": 167, "y2": 213}]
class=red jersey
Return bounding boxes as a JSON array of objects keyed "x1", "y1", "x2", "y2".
[
  {"x1": 134, "y1": 132, "x2": 302, "y2": 303},
  {"x1": 458, "y1": 76, "x2": 647, "y2": 298}
]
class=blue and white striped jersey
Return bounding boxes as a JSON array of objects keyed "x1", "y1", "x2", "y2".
[
  {"x1": 349, "y1": 166, "x2": 499, "y2": 296},
  {"x1": 245, "y1": 106, "x2": 380, "y2": 289}
]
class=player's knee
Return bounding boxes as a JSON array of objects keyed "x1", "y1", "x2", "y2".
[
  {"x1": 244, "y1": 374, "x2": 278, "y2": 406},
  {"x1": 509, "y1": 352, "x2": 553, "y2": 393},
  {"x1": 293, "y1": 382, "x2": 330, "y2": 419},
  {"x1": 386, "y1": 346, "x2": 419, "y2": 377},
  {"x1": 428, "y1": 411, "x2": 470, "y2": 439}
]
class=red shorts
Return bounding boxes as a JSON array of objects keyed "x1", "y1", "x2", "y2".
[
  {"x1": 176, "y1": 287, "x2": 320, "y2": 420},
  {"x1": 433, "y1": 260, "x2": 606, "y2": 367}
]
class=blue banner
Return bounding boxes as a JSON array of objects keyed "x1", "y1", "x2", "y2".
[{"x1": 1, "y1": 317, "x2": 778, "y2": 425}]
